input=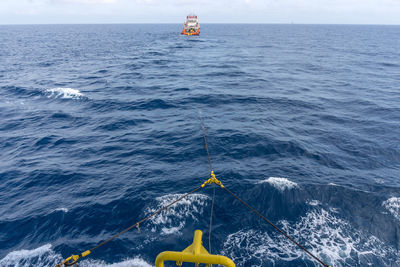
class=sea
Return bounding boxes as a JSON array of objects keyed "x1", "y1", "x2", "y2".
[{"x1": 0, "y1": 24, "x2": 399, "y2": 267}]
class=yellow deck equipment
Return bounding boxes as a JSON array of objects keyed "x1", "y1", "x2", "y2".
[
  {"x1": 155, "y1": 230, "x2": 235, "y2": 267},
  {"x1": 56, "y1": 120, "x2": 331, "y2": 267}
]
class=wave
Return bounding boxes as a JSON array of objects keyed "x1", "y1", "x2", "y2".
[
  {"x1": 44, "y1": 88, "x2": 83, "y2": 99},
  {"x1": 0, "y1": 244, "x2": 62, "y2": 267},
  {"x1": 0, "y1": 244, "x2": 151, "y2": 267},
  {"x1": 222, "y1": 207, "x2": 400, "y2": 267},
  {"x1": 306, "y1": 200, "x2": 321, "y2": 206},
  {"x1": 257, "y1": 177, "x2": 299, "y2": 191},
  {"x1": 53, "y1": 208, "x2": 69, "y2": 213},
  {"x1": 89, "y1": 98, "x2": 175, "y2": 112},
  {"x1": 145, "y1": 193, "x2": 209, "y2": 235},
  {"x1": 382, "y1": 197, "x2": 400, "y2": 221}
]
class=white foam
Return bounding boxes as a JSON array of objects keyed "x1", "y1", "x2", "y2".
[
  {"x1": 45, "y1": 88, "x2": 83, "y2": 99},
  {"x1": 222, "y1": 208, "x2": 400, "y2": 266},
  {"x1": 382, "y1": 197, "x2": 400, "y2": 221},
  {"x1": 0, "y1": 244, "x2": 63, "y2": 267},
  {"x1": 374, "y1": 178, "x2": 385, "y2": 184},
  {"x1": 80, "y1": 258, "x2": 152, "y2": 267},
  {"x1": 0, "y1": 244, "x2": 151, "y2": 267},
  {"x1": 54, "y1": 208, "x2": 69, "y2": 213},
  {"x1": 257, "y1": 177, "x2": 298, "y2": 191},
  {"x1": 146, "y1": 193, "x2": 209, "y2": 235},
  {"x1": 307, "y1": 200, "x2": 321, "y2": 206}
]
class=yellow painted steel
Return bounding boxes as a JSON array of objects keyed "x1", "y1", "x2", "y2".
[
  {"x1": 155, "y1": 230, "x2": 235, "y2": 267},
  {"x1": 56, "y1": 250, "x2": 91, "y2": 267},
  {"x1": 81, "y1": 250, "x2": 91, "y2": 257},
  {"x1": 201, "y1": 171, "x2": 224, "y2": 188}
]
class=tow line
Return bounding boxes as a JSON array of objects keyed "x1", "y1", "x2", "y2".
[{"x1": 56, "y1": 121, "x2": 331, "y2": 267}]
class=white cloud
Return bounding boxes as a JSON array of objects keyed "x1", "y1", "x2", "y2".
[
  {"x1": 50, "y1": 0, "x2": 117, "y2": 4},
  {"x1": 0, "y1": 0, "x2": 399, "y2": 24}
]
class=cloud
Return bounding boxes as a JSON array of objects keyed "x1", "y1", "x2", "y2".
[
  {"x1": 135, "y1": 0, "x2": 215, "y2": 6},
  {"x1": 1, "y1": 0, "x2": 400, "y2": 24},
  {"x1": 51, "y1": 0, "x2": 117, "y2": 4}
]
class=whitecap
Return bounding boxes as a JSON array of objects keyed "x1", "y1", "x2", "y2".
[
  {"x1": 146, "y1": 193, "x2": 209, "y2": 235},
  {"x1": 79, "y1": 258, "x2": 152, "y2": 267},
  {"x1": 222, "y1": 208, "x2": 400, "y2": 266},
  {"x1": 54, "y1": 208, "x2": 69, "y2": 213},
  {"x1": 0, "y1": 244, "x2": 63, "y2": 267},
  {"x1": 307, "y1": 200, "x2": 321, "y2": 206},
  {"x1": 257, "y1": 177, "x2": 298, "y2": 191},
  {"x1": 45, "y1": 88, "x2": 83, "y2": 99},
  {"x1": 382, "y1": 197, "x2": 400, "y2": 221},
  {"x1": 160, "y1": 224, "x2": 184, "y2": 235},
  {"x1": 0, "y1": 243, "x2": 151, "y2": 267}
]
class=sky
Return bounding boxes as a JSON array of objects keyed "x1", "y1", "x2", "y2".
[{"x1": 0, "y1": 0, "x2": 399, "y2": 25}]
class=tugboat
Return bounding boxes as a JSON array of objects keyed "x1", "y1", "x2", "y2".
[{"x1": 181, "y1": 14, "x2": 200, "y2": 36}]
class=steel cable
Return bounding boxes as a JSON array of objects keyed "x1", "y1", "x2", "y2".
[{"x1": 222, "y1": 186, "x2": 331, "y2": 267}]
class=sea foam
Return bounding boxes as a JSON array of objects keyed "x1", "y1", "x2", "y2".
[
  {"x1": 0, "y1": 243, "x2": 151, "y2": 267},
  {"x1": 54, "y1": 207, "x2": 69, "y2": 213},
  {"x1": 222, "y1": 208, "x2": 400, "y2": 266},
  {"x1": 146, "y1": 193, "x2": 209, "y2": 235},
  {"x1": 257, "y1": 177, "x2": 298, "y2": 191},
  {"x1": 79, "y1": 258, "x2": 152, "y2": 267},
  {"x1": 307, "y1": 200, "x2": 321, "y2": 206},
  {"x1": 0, "y1": 244, "x2": 62, "y2": 267},
  {"x1": 45, "y1": 88, "x2": 83, "y2": 99},
  {"x1": 382, "y1": 197, "x2": 400, "y2": 221}
]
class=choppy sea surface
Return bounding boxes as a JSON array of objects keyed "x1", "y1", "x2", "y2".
[{"x1": 0, "y1": 24, "x2": 399, "y2": 267}]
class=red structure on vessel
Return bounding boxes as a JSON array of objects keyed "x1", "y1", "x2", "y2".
[{"x1": 181, "y1": 14, "x2": 200, "y2": 35}]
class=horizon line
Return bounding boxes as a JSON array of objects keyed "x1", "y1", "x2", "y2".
[{"x1": 1, "y1": 22, "x2": 400, "y2": 26}]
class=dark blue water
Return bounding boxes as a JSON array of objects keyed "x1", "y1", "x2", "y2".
[{"x1": 0, "y1": 24, "x2": 399, "y2": 267}]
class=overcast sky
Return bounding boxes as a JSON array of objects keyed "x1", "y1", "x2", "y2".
[{"x1": 0, "y1": 0, "x2": 399, "y2": 25}]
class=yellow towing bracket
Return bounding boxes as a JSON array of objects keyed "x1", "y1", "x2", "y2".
[
  {"x1": 201, "y1": 171, "x2": 224, "y2": 188},
  {"x1": 155, "y1": 230, "x2": 235, "y2": 267}
]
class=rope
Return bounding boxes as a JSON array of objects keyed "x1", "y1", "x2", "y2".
[
  {"x1": 200, "y1": 119, "x2": 330, "y2": 266},
  {"x1": 208, "y1": 184, "x2": 216, "y2": 253},
  {"x1": 200, "y1": 114, "x2": 213, "y2": 172},
  {"x1": 200, "y1": 115, "x2": 216, "y2": 253},
  {"x1": 57, "y1": 185, "x2": 203, "y2": 267},
  {"x1": 59, "y1": 119, "x2": 331, "y2": 267},
  {"x1": 222, "y1": 186, "x2": 331, "y2": 267}
]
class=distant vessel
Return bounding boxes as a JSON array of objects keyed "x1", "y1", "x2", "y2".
[{"x1": 181, "y1": 14, "x2": 200, "y2": 36}]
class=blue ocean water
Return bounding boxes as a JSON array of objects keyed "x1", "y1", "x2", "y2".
[{"x1": 0, "y1": 24, "x2": 399, "y2": 267}]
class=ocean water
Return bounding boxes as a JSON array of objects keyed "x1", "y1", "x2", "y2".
[{"x1": 0, "y1": 24, "x2": 399, "y2": 267}]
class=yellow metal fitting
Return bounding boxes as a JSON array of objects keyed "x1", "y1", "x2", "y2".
[
  {"x1": 201, "y1": 171, "x2": 224, "y2": 188},
  {"x1": 60, "y1": 254, "x2": 80, "y2": 266},
  {"x1": 155, "y1": 230, "x2": 235, "y2": 267},
  {"x1": 57, "y1": 250, "x2": 91, "y2": 266},
  {"x1": 81, "y1": 250, "x2": 91, "y2": 257}
]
